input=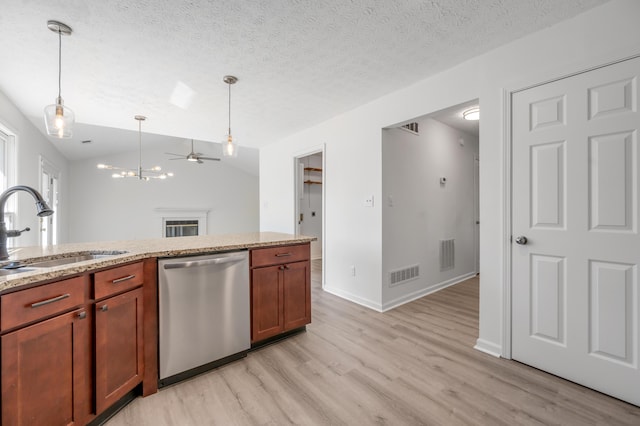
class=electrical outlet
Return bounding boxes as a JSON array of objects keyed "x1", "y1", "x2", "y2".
[
  {"x1": 364, "y1": 195, "x2": 374, "y2": 207},
  {"x1": 350, "y1": 265, "x2": 356, "y2": 276}
]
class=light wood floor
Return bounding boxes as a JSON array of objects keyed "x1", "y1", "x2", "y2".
[{"x1": 107, "y1": 261, "x2": 640, "y2": 425}]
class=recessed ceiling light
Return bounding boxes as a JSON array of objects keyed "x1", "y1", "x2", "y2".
[{"x1": 463, "y1": 107, "x2": 480, "y2": 121}]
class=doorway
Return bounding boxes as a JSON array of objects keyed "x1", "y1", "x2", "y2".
[{"x1": 295, "y1": 150, "x2": 324, "y2": 262}]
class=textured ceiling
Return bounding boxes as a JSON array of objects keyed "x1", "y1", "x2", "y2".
[{"x1": 0, "y1": 0, "x2": 607, "y2": 162}]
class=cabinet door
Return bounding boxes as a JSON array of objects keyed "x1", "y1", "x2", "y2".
[
  {"x1": 251, "y1": 265, "x2": 284, "y2": 342},
  {"x1": 1, "y1": 308, "x2": 89, "y2": 426},
  {"x1": 283, "y1": 261, "x2": 311, "y2": 331},
  {"x1": 95, "y1": 287, "x2": 144, "y2": 413}
]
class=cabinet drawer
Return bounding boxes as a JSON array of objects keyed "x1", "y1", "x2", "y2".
[
  {"x1": 1, "y1": 276, "x2": 86, "y2": 331},
  {"x1": 250, "y1": 243, "x2": 310, "y2": 268},
  {"x1": 94, "y1": 262, "x2": 144, "y2": 300}
]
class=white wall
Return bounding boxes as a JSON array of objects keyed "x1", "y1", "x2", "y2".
[
  {"x1": 68, "y1": 139, "x2": 259, "y2": 242},
  {"x1": 0, "y1": 90, "x2": 70, "y2": 246},
  {"x1": 298, "y1": 153, "x2": 323, "y2": 259},
  {"x1": 382, "y1": 118, "x2": 479, "y2": 310},
  {"x1": 259, "y1": 0, "x2": 640, "y2": 355}
]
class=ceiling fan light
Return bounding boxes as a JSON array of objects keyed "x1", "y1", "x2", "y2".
[{"x1": 463, "y1": 107, "x2": 480, "y2": 121}]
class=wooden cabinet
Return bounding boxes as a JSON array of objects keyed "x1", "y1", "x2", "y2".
[
  {"x1": 0, "y1": 260, "x2": 153, "y2": 426},
  {"x1": 250, "y1": 243, "x2": 311, "y2": 343},
  {"x1": 1, "y1": 277, "x2": 90, "y2": 426},
  {"x1": 95, "y1": 287, "x2": 144, "y2": 413}
]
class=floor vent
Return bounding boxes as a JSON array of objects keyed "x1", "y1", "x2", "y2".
[
  {"x1": 399, "y1": 122, "x2": 419, "y2": 135},
  {"x1": 440, "y1": 239, "x2": 455, "y2": 271},
  {"x1": 389, "y1": 264, "x2": 420, "y2": 287}
]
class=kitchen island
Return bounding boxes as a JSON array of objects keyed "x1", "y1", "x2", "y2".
[{"x1": 0, "y1": 232, "x2": 314, "y2": 426}]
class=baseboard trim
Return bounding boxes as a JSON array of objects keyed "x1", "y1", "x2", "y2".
[
  {"x1": 322, "y1": 285, "x2": 383, "y2": 312},
  {"x1": 474, "y1": 338, "x2": 502, "y2": 358},
  {"x1": 381, "y1": 272, "x2": 477, "y2": 312}
]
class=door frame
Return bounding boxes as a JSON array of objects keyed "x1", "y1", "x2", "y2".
[
  {"x1": 293, "y1": 144, "x2": 326, "y2": 288},
  {"x1": 502, "y1": 51, "x2": 640, "y2": 359}
]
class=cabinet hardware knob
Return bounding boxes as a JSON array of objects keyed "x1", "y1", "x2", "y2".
[
  {"x1": 101, "y1": 305, "x2": 109, "y2": 312},
  {"x1": 78, "y1": 311, "x2": 87, "y2": 319}
]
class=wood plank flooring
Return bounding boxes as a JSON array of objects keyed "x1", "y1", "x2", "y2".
[{"x1": 106, "y1": 261, "x2": 640, "y2": 425}]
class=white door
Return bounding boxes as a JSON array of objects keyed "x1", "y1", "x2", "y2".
[{"x1": 512, "y1": 56, "x2": 640, "y2": 406}]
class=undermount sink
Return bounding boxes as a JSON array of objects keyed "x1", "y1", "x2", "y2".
[{"x1": 1, "y1": 251, "x2": 128, "y2": 272}]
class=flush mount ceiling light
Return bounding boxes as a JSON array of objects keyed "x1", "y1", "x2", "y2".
[
  {"x1": 97, "y1": 116, "x2": 174, "y2": 181},
  {"x1": 44, "y1": 20, "x2": 75, "y2": 138},
  {"x1": 222, "y1": 75, "x2": 238, "y2": 157},
  {"x1": 463, "y1": 107, "x2": 480, "y2": 121}
]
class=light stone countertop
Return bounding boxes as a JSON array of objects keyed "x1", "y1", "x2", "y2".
[{"x1": 0, "y1": 232, "x2": 315, "y2": 294}]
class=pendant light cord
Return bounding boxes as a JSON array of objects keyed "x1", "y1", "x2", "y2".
[
  {"x1": 138, "y1": 118, "x2": 142, "y2": 179},
  {"x1": 57, "y1": 28, "x2": 62, "y2": 98},
  {"x1": 228, "y1": 81, "x2": 232, "y2": 135}
]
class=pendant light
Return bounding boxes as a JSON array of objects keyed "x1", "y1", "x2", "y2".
[
  {"x1": 44, "y1": 20, "x2": 75, "y2": 139},
  {"x1": 97, "y1": 116, "x2": 173, "y2": 181},
  {"x1": 222, "y1": 75, "x2": 238, "y2": 157}
]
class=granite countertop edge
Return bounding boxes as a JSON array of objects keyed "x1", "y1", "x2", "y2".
[{"x1": 0, "y1": 232, "x2": 316, "y2": 294}]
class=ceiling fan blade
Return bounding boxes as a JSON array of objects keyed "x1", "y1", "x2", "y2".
[
  {"x1": 198, "y1": 156, "x2": 221, "y2": 161},
  {"x1": 165, "y1": 152, "x2": 185, "y2": 157}
]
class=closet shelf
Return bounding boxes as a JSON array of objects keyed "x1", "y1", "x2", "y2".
[
  {"x1": 304, "y1": 167, "x2": 322, "y2": 172},
  {"x1": 304, "y1": 180, "x2": 322, "y2": 185}
]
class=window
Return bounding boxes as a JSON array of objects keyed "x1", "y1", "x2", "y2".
[{"x1": 39, "y1": 156, "x2": 60, "y2": 247}]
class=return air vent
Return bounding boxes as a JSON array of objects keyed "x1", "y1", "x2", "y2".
[
  {"x1": 389, "y1": 264, "x2": 420, "y2": 287},
  {"x1": 399, "y1": 122, "x2": 419, "y2": 135},
  {"x1": 440, "y1": 239, "x2": 455, "y2": 271}
]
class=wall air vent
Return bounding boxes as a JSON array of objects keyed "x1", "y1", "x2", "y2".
[
  {"x1": 399, "y1": 122, "x2": 419, "y2": 135},
  {"x1": 440, "y1": 239, "x2": 455, "y2": 271},
  {"x1": 389, "y1": 264, "x2": 420, "y2": 287}
]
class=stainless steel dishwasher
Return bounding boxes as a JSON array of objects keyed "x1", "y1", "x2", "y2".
[{"x1": 158, "y1": 250, "x2": 249, "y2": 387}]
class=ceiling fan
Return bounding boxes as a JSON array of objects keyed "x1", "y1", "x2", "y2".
[{"x1": 165, "y1": 140, "x2": 220, "y2": 164}]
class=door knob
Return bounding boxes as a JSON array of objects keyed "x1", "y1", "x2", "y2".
[{"x1": 515, "y1": 236, "x2": 528, "y2": 245}]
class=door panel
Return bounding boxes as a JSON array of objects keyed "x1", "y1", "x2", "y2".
[{"x1": 512, "y1": 56, "x2": 640, "y2": 406}]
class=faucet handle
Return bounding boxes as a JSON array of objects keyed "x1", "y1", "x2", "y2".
[{"x1": 6, "y1": 227, "x2": 30, "y2": 238}]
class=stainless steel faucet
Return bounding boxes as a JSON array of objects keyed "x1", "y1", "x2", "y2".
[{"x1": 0, "y1": 185, "x2": 54, "y2": 260}]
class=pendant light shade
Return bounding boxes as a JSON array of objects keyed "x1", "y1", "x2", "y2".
[
  {"x1": 44, "y1": 20, "x2": 75, "y2": 139},
  {"x1": 222, "y1": 75, "x2": 238, "y2": 157}
]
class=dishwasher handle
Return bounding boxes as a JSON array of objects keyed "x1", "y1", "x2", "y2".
[{"x1": 163, "y1": 254, "x2": 246, "y2": 270}]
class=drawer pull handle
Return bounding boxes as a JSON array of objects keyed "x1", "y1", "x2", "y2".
[
  {"x1": 101, "y1": 305, "x2": 108, "y2": 312},
  {"x1": 31, "y1": 293, "x2": 70, "y2": 308},
  {"x1": 112, "y1": 274, "x2": 135, "y2": 284},
  {"x1": 275, "y1": 253, "x2": 292, "y2": 257}
]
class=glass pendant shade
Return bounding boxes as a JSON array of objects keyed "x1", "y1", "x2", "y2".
[
  {"x1": 44, "y1": 96, "x2": 75, "y2": 138},
  {"x1": 222, "y1": 133, "x2": 238, "y2": 157}
]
